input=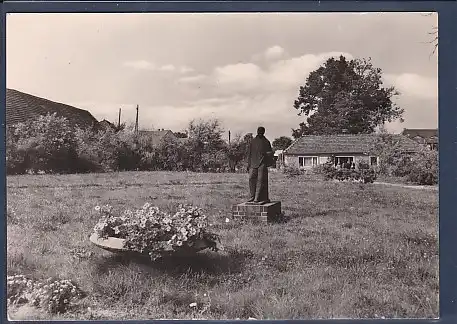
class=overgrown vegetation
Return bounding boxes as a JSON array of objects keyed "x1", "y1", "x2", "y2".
[
  {"x1": 320, "y1": 159, "x2": 377, "y2": 184},
  {"x1": 370, "y1": 132, "x2": 438, "y2": 185},
  {"x1": 7, "y1": 171, "x2": 438, "y2": 320},
  {"x1": 6, "y1": 114, "x2": 251, "y2": 175}
]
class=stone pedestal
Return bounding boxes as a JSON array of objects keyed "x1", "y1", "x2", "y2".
[{"x1": 232, "y1": 201, "x2": 282, "y2": 224}]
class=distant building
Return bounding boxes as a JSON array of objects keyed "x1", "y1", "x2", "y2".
[
  {"x1": 6, "y1": 88, "x2": 98, "y2": 129},
  {"x1": 282, "y1": 134, "x2": 421, "y2": 170},
  {"x1": 98, "y1": 119, "x2": 117, "y2": 131},
  {"x1": 138, "y1": 129, "x2": 186, "y2": 147},
  {"x1": 402, "y1": 128, "x2": 438, "y2": 150}
]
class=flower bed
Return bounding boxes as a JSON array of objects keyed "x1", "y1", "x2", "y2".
[
  {"x1": 7, "y1": 275, "x2": 84, "y2": 314},
  {"x1": 92, "y1": 203, "x2": 220, "y2": 260}
]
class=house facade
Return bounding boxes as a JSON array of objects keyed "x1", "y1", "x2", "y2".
[
  {"x1": 282, "y1": 134, "x2": 421, "y2": 170},
  {"x1": 402, "y1": 128, "x2": 438, "y2": 150}
]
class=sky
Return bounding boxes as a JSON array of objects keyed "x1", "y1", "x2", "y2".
[{"x1": 6, "y1": 12, "x2": 438, "y2": 141}]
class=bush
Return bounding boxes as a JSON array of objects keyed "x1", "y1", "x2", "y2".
[
  {"x1": 282, "y1": 165, "x2": 303, "y2": 177},
  {"x1": 407, "y1": 149, "x2": 438, "y2": 185},
  {"x1": 6, "y1": 114, "x2": 79, "y2": 174},
  {"x1": 321, "y1": 160, "x2": 376, "y2": 184}
]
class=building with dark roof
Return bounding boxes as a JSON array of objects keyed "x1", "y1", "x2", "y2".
[
  {"x1": 6, "y1": 88, "x2": 99, "y2": 129},
  {"x1": 402, "y1": 128, "x2": 438, "y2": 150},
  {"x1": 282, "y1": 134, "x2": 421, "y2": 169},
  {"x1": 138, "y1": 129, "x2": 182, "y2": 147}
]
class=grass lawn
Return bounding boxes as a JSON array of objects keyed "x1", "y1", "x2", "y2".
[{"x1": 6, "y1": 171, "x2": 439, "y2": 320}]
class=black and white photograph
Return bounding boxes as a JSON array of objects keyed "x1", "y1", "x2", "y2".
[{"x1": 6, "y1": 12, "x2": 438, "y2": 320}]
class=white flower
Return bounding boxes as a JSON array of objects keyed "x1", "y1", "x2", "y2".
[
  {"x1": 225, "y1": 218, "x2": 230, "y2": 223},
  {"x1": 94, "y1": 206, "x2": 100, "y2": 211}
]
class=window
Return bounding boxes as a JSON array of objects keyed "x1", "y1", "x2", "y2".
[
  {"x1": 299, "y1": 156, "x2": 318, "y2": 167},
  {"x1": 334, "y1": 156, "x2": 354, "y2": 166},
  {"x1": 370, "y1": 156, "x2": 378, "y2": 166}
]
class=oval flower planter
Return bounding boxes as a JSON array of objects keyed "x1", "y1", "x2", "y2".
[{"x1": 89, "y1": 233, "x2": 211, "y2": 257}]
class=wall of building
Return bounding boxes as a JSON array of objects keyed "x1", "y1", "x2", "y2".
[{"x1": 284, "y1": 154, "x2": 375, "y2": 170}]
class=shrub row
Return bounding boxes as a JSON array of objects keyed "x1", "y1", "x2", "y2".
[{"x1": 6, "y1": 114, "x2": 248, "y2": 175}]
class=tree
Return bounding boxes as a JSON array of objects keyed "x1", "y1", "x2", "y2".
[
  {"x1": 292, "y1": 55, "x2": 404, "y2": 138},
  {"x1": 227, "y1": 132, "x2": 253, "y2": 172},
  {"x1": 186, "y1": 118, "x2": 226, "y2": 172},
  {"x1": 272, "y1": 136, "x2": 293, "y2": 151}
]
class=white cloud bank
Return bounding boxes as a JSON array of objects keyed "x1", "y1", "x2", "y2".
[
  {"x1": 123, "y1": 60, "x2": 194, "y2": 74},
  {"x1": 384, "y1": 73, "x2": 437, "y2": 100}
]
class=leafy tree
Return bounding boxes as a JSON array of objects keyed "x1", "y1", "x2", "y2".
[
  {"x1": 272, "y1": 136, "x2": 293, "y2": 151},
  {"x1": 186, "y1": 118, "x2": 226, "y2": 172},
  {"x1": 292, "y1": 55, "x2": 404, "y2": 138},
  {"x1": 227, "y1": 132, "x2": 253, "y2": 172}
]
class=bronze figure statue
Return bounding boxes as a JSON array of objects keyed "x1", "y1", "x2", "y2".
[{"x1": 247, "y1": 126, "x2": 274, "y2": 204}]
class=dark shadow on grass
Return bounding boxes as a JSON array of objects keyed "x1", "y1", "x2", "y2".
[{"x1": 93, "y1": 247, "x2": 252, "y2": 277}]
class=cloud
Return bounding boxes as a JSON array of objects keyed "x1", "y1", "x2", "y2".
[
  {"x1": 384, "y1": 73, "x2": 437, "y2": 99},
  {"x1": 124, "y1": 60, "x2": 194, "y2": 74},
  {"x1": 264, "y1": 45, "x2": 286, "y2": 60},
  {"x1": 159, "y1": 64, "x2": 176, "y2": 72},
  {"x1": 183, "y1": 51, "x2": 354, "y2": 97},
  {"x1": 123, "y1": 60, "x2": 156, "y2": 70},
  {"x1": 252, "y1": 45, "x2": 286, "y2": 62},
  {"x1": 180, "y1": 66, "x2": 194, "y2": 74},
  {"x1": 178, "y1": 74, "x2": 208, "y2": 84},
  {"x1": 214, "y1": 63, "x2": 264, "y2": 91}
]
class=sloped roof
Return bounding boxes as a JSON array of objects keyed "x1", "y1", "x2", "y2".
[
  {"x1": 98, "y1": 119, "x2": 117, "y2": 131},
  {"x1": 402, "y1": 128, "x2": 438, "y2": 143},
  {"x1": 283, "y1": 134, "x2": 421, "y2": 155},
  {"x1": 6, "y1": 88, "x2": 98, "y2": 129},
  {"x1": 138, "y1": 129, "x2": 177, "y2": 146}
]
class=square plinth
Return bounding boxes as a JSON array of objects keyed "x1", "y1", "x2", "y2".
[{"x1": 232, "y1": 201, "x2": 282, "y2": 224}]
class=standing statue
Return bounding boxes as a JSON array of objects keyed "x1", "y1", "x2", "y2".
[{"x1": 247, "y1": 126, "x2": 274, "y2": 204}]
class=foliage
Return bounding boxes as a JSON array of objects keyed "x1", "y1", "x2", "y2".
[
  {"x1": 173, "y1": 131, "x2": 188, "y2": 138},
  {"x1": 93, "y1": 203, "x2": 220, "y2": 260},
  {"x1": 227, "y1": 133, "x2": 252, "y2": 172},
  {"x1": 370, "y1": 132, "x2": 410, "y2": 177},
  {"x1": 74, "y1": 127, "x2": 141, "y2": 172},
  {"x1": 6, "y1": 113, "x2": 79, "y2": 174},
  {"x1": 7, "y1": 274, "x2": 84, "y2": 314},
  {"x1": 292, "y1": 56, "x2": 404, "y2": 138},
  {"x1": 321, "y1": 159, "x2": 376, "y2": 184},
  {"x1": 370, "y1": 132, "x2": 437, "y2": 185},
  {"x1": 272, "y1": 136, "x2": 293, "y2": 151},
  {"x1": 407, "y1": 149, "x2": 438, "y2": 185},
  {"x1": 282, "y1": 165, "x2": 304, "y2": 178}
]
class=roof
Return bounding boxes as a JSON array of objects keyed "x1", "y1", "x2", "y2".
[
  {"x1": 98, "y1": 119, "x2": 117, "y2": 131},
  {"x1": 283, "y1": 134, "x2": 421, "y2": 155},
  {"x1": 6, "y1": 88, "x2": 99, "y2": 129},
  {"x1": 138, "y1": 129, "x2": 177, "y2": 146},
  {"x1": 402, "y1": 128, "x2": 438, "y2": 143}
]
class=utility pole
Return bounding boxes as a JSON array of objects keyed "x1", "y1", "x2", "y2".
[
  {"x1": 118, "y1": 108, "x2": 122, "y2": 128},
  {"x1": 228, "y1": 130, "x2": 231, "y2": 146},
  {"x1": 134, "y1": 104, "x2": 139, "y2": 135}
]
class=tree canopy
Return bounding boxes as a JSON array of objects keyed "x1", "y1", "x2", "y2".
[
  {"x1": 272, "y1": 136, "x2": 293, "y2": 151},
  {"x1": 292, "y1": 55, "x2": 404, "y2": 138}
]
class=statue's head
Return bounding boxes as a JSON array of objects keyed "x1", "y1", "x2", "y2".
[{"x1": 257, "y1": 126, "x2": 265, "y2": 135}]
